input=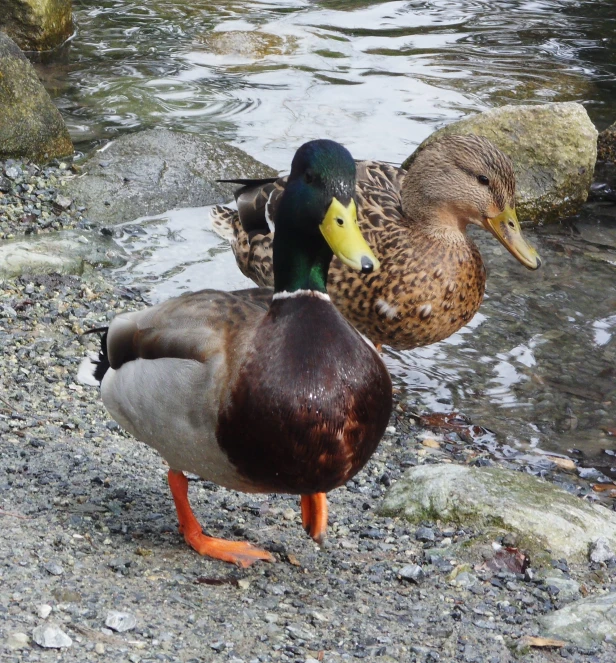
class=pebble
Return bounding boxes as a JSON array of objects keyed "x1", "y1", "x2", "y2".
[
  {"x1": 38, "y1": 604, "x2": 52, "y2": 619},
  {"x1": 105, "y1": 610, "x2": 137, "y2": 632},
  {"x1": 95, "y1": 642, "x2": 105, "y2": 654},
  {"x1": 590, "y1": 537, "x2": 615, "y2": 563},
  {"x1": 7, "y1": 632, "x2": 29, "y2": 649},
  {"x1": 415, "y1": 526, "x2": 436, "y2": 542},
  {"x1": 32, "y1": 624, "x2": 72, "y2": 648},
  {"x1": 43, "y1": 560, "x2": 64, "y2": 576},
  {"x1": 398, "y1": 564, "x2": 425, "y2": 583}
]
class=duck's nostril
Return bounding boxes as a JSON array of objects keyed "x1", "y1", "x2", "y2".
[{"x1": 360, "y1": 256, "x2": 374, "y2": 274}]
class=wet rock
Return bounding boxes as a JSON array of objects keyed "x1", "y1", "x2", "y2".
[
  {"x1": 403, "y1": 102, "x2": 597, "y2": 224},
  {"x1": 590, "y1": 537, "x2": 615, "y2": 564},
  {"x1": 380, "y1": 464, "x2": 616, "y2": 562},
  {"x1": 0, "y1": 230, "x2": 127, "y2": 278},
  {"x1": 61, "y1": 128, "x2": 276, "y2": 226},
  {"x1": 539, "y1": 592, "x2": 616, "y2": 648},
  {"x1": 598, "y1": 121, "x2": 616, "y2": 163},
  {"x1": 105, "y1": 610, "x2": 137, "y2": 632},
  {"x1": 198, "y1": 30, "x2": 297, "y2": 59},
  {"x1": 32, "y1": 624, "x2": 72, "y2": 648},
  {"x1": 0, "y1": 32, "x2": 73, "y2": 161},
  {"x1": 0, "y1": 0, "x2": 72, "y2": 51}
]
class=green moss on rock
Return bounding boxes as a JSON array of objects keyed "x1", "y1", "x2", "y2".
[
  {"x1": 0, "y1": 32, "x2": 73, "y2": 161},
  {"x1": 1, "y1": 0, "x2": 72, "y2": 51}
]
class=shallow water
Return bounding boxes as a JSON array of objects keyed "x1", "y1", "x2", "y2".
[
  {"x1": 45, "y1": 1, "x2": 616, "y2": 167},
  {"x1": 41, "y1": 1, "x2": 616, "y2": 467}
]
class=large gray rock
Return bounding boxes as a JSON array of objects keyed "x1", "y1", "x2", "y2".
[
  {"x1": 1, "y1": 0, "x2": 72, "y2": 51},
  {"x1": 0, "y1": 230, "x2": 126, "y2": 278},
  {"x1": 380, "y1": 464, "x2": 616, "y2": 563},
  {"x1": 0, "y1": 32, "x2": 73, "y2": 161},
  {"x1": 403, "y1": 103, "x2": 597, "y2": 224},
  {"x1": 539, "y1": 592, "x2": 616, "y2": 648},
  {"x1": 62, "y1": 128, "x2": 277, "y2": 226}
]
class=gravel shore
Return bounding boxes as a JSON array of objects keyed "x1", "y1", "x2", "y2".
[{"x1": 1, "y1": 160, "x2": 615, "y2": 663}]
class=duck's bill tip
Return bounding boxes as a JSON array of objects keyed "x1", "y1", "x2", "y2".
[{"x1": 486, "y1": 206, "x2": 541, "y2": 270}]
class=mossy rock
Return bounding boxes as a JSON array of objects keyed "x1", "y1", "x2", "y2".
[
  {"x1": 0, "y1": 0, "x2": 72, "y2": 51},
  {"x1": 0, "y1": 31, "x2": 73, "y2": 161},
  {"x1": 598, "y1": 121, "x2": 616, "y2": 163},
  {"x1": 380, "y1": 464, "x2": 616, "y2": 563},
  {"x1": 402, "y1": 103, "x2": 598, "y2": 225}
]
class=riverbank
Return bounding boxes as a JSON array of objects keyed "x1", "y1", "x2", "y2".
[{"x1": 1, "y1": 163, "x2": 615, "y2": 661}]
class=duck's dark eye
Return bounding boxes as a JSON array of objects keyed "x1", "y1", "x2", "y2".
[
  {"x1": 477, "y1": 175, "x2": 490, "y2": 186},
  {"x1": 304, "y1": 170, "x2": 314, "y2": 184}
]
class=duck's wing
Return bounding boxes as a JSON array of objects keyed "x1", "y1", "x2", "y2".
[
  {"x1": 210, "y1": 177, "x2": 286, "y2": 288},
  {"x1": 97, "y1": 290, "x2": 267, "y2": 488},
  {"x1": 354, "y1": 161, "x2": 407, "y2": 237}
]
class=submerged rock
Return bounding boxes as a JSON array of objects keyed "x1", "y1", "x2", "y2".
[
  {"x1": 403, "y1": 102, "x2": 597, "y2": 224},
  {"x1": 0, "y1": 230, "x2": 126, "y2": 278},
  {"x1": 0, "y1": 0, "x2": 72, "y2": 51},
  {"x1": 62, "y1": 128, "x2": 276, "y2": 226},
  {"x1": 0, "y1": 32, "x2": 73, "y2": 161},
  {"x1": 598, "y1": 121, "x2": 616, "y2": 163},
  {"x1": 380, "y1": 464, "x2": 616, "y2": 562},
  {"x1": 539, "y1": 592, "x2": 616, "y2": 648}
]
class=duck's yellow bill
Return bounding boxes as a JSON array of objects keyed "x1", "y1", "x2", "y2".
[
  {"x1": 320, "y1": 198, "x2": 380, "y2": 274},
  {"x1": 485, "y1": 205, "x2": 541, "y2": 270}
]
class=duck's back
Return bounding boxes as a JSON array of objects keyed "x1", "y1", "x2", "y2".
[{"x1": 217, "y1": 293, "x2": 393, "y2": 494}]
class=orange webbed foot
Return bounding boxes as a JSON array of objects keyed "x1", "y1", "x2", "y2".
[
  {"x1": 300, "y1": 493, "x2": 328, "y2": 545},
  {"x1": 167, "y1": 470, "x2": 274, "y2": 567}
]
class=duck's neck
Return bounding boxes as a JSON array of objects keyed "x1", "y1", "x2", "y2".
[{"x1": 273, "y1": 230, "x2": 332, "y2": 295}]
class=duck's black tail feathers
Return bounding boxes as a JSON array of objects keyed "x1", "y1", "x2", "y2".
[{"x1": 77, "y1": 327, "x2": 110, "y2": 386}]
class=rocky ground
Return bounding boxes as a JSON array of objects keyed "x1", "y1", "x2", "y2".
[{"x1": 1, "y1": 157, "x2": 616, "y2": 663}]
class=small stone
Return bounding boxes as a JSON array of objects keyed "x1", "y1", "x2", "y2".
[
  {"x1": 32, "y1": 624, "x2": 72, "y2": 649},
  {"x1": 38, "y1": 604, "x2": 52, "y2": 619},
  {"x1": 590, "y1": 537, "x2": 615, "y2": 564},
  {"x1": 415, "y1": 526, "x2": 436, "y2": 542},
  {"x1": 44, "y1": 561, "x2": 64, "y2": 576},
  {"x1": 237, "y1": 578, "x2": 251, "y2": 590},
  {"x1": 5, "y1": 166, "x2": 20, "y2": 180},
  {"x1": 399, "y1": 564, "x2": 425, "y2": 583},
  {"x1": 451, "y1": 571, "x2": 477, "y2": 588},
  {"x1": 54, "y1": 195, "x2": 72, "y2": 209},
  {"x1": 105, "y1": 610, "x2": 137, "y2": 632},
  {"x1": 7, "y1": 632, "x2": 29, "y2": 649},
  {"x1": 95, "y1": 642, "x2": 105, "y2": 655}
]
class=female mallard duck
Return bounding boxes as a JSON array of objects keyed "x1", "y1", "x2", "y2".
[
  {"x1": 212, "y1": 134, "x2": 541, "y2": 350},
  {"x1": 81, "y1": 140, "x2": 392, "y2": 567}
]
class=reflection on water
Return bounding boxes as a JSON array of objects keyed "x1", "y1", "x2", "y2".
[{"x1": 45, "y1": 1, "x2": 616, "y2": 168}]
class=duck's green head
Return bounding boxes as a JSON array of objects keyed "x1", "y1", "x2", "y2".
[{"x1": 274, "y1": 139, "x2": 379, "y2": 293}]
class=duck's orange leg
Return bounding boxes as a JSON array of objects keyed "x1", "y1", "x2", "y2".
[
  {"x1": 300, "y1": 493, "x2": 328, "y2": 545},
  {"x1": 167, "y1": 470, "x2": 274, "y2": 568}
]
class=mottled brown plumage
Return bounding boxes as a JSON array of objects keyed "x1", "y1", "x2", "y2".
[{"x1": 212, "y1": 135, "x2": 541, "y2": 350}]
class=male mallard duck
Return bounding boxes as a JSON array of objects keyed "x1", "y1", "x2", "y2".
[
  {"x1": 81, "y1": 140, "x2": 392, "y2": 567},
  {"x1": 212, "y1": 135, "x2": 541, "y2": 350}
]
